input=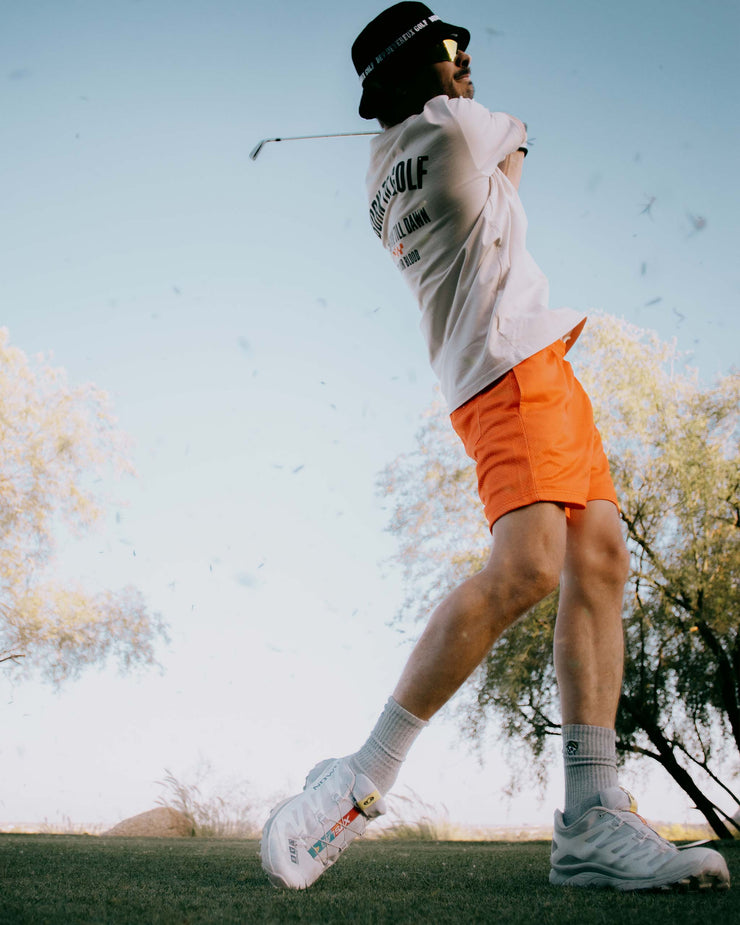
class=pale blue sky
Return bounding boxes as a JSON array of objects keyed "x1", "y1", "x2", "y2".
[{"x1": 1, "y1": 0, "x2": 738, "y2": 829}]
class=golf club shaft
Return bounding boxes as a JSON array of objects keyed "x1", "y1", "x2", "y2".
[{"x1": 250, "y1": 131, "x2": 380, "y2": 161}]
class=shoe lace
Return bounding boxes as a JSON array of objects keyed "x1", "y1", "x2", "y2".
[
  {"x1": 611, "y1": 789, "x2": 673, "y2": 849},
  {"x1": 598, "y1": 808, "x2": 674, "y2": 854},
  {"x1": 298, "y1": 791, "x2": 365, "y2": 867}
]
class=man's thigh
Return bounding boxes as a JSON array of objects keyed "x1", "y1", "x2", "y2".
[{"x1": 487, "y1": 500, "x2": 568, "y2": 576}]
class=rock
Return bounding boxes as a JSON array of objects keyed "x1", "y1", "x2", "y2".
[{"x1": 104, "y1": 806, "x2": 194, "y2": 837}]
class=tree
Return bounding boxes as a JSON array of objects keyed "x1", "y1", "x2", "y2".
[
  {"x1": 379, "y1": 314, "x2": 740, "y2": 838},
  {"x1": 0, "y1": 328, "x2": 168, "y2": 686}
]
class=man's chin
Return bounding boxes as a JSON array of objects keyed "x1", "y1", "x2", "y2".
[
  {"x1": 450, "y1": 79, "x2": 475, "y2": 100},
  {"x1": 458, "y1": 77, "x2": 474, "y2": 97}
]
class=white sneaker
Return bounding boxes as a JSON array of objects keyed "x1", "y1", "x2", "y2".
[
  {"x1": 550, "y1": 787, "x2": 730, "y2": 891},
  {"x1": 260, "y1": 757, "x2": 386, "y2": 889}
]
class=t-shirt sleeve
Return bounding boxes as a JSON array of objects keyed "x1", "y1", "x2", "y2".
[{"x1": 448, "y1": 99, "x2": 526, "y2": 175}]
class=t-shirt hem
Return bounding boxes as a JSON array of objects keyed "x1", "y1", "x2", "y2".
[{"x1": 446, "y1": 319, "x2": 588, "y2": 412}]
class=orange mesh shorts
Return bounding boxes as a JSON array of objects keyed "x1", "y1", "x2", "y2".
[{"x1": 449, "y1": 339, "x2": 618, "y2": 530}]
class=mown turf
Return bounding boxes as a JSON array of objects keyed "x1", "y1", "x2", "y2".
[{"x1": 0, "y1": 835, "x2": 737, "y2": 924}]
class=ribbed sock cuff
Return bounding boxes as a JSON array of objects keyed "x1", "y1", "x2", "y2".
[
  {"x1": 371, "y1": 697, "x2": 428, "y2": 761},
  {"x1": 350, "y1": 697, "x2": 427, "y2": 794},
  {"x1": 562, "y1": 724, "x2": 616, "y2": 763}
]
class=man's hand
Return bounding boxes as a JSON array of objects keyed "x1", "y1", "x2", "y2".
[{"x1": 497, "y1": 149, "x2": 525, "y2": 190}]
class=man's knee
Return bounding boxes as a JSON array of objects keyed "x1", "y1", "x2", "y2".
[
  {"x1": 572, "y1": 527, "x2": 631, "y2": 588},
  {"x1": 518, "y1": 556, "x2": 562, "y2": 604},
  {"x1": 484, "y1": 502, "x2": 567, "y2": 614},
  {"x1": 480, "y1": 550, "x2": 561, "y2": 619}
]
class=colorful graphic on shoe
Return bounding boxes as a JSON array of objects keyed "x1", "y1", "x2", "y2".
[
  {"x1": 307, "y1": 790, "x2": 382, "y2": 858},
  {"x1": 308, "y1": 807, "x2": 361, "y2": 858}
]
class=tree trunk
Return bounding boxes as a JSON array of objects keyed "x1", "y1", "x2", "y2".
[
  {"x1": 695, "y1": 619, "x2": 740, "y2": 753},
  {"x1": 620, "y1": 695, "x2": 735, "y2": 840}
]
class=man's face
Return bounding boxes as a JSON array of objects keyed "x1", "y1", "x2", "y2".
[{"x1": 429, "y1": 45, "x2": 474, "y2": 100}]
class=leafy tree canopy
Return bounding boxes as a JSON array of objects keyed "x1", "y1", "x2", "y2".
[{"x1": 0, "y1": 328, "x2": 168, "y2": 686}]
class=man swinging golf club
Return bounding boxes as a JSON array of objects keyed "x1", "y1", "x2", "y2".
[{"x1": 260, "y1": 2, "x2": 730, "y2": 892}]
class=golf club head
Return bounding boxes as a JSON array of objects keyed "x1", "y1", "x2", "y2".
[
  {"x1": 249, "y1": 139, "x2": 268, "y2": 161},
  {"x1": 250, "y1": 138, "x2": 282, "y2": 161}
]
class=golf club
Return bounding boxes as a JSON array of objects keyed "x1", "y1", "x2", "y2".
[{"x1": 250, "y1": 131, "x2": 380, "y2": 161}]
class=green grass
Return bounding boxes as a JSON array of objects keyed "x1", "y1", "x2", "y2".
[{"x1": 0, "y1": 834, "x2": 737, "y2": 924}]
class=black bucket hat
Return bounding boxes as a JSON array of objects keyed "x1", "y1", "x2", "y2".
[{"x1": 352, "y1": 3, "x2": 470, "y2": 119}]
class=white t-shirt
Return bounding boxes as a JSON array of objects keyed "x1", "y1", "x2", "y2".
[{"x1": 366, "y1": 96, "x2": 586, "y2": 411}]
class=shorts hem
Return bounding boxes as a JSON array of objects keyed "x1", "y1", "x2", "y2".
[
  {"x1": 486, "y1": 490, "x2": 586, "y2": 529},
  {"x1": 486, "y1": 490, "x2": 619, "y2": 530}
]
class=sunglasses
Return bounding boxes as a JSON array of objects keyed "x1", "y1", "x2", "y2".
[{"x1": 426, "y1": 38, "x2": 459, "y2": 64}]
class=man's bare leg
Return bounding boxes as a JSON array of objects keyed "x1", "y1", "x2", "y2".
[
  {"x1": 554, "y1": 499, "x2": 628, "y2": 727},
  {"x1": 543, "y1": 501, "x2": 728, "y2": 889},
  {"x1": 393, "y1": 501, "x2": 568, "y2": 720},
  {"x1": 553, "y1": 499, "x2": 630, "y2": 821}
]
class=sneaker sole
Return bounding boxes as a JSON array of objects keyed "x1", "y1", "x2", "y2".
[
  {"x1": 260, "y1": 797, "x2": 303, "y2": 889},
  {"x1": 260, "y1": 760, "x2": 339, "y2": 887},
  {"x1": 550, "y1": 868, "x2": 730, "y2": 892}
]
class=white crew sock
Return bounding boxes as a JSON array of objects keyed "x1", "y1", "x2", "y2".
[
  {"x1": 562, "y1": 723, "x2": 619, "y2": 824},
  {"x1": 349, "y1": 697, "x2": 427, "y2": 794}
]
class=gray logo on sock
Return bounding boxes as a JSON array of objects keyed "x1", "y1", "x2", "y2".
[{"x1": 565, "y1": 740, "x2": 579, "y2": 756}]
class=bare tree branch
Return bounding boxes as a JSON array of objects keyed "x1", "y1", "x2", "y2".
[{"x1": 0, "y1": 652, "x2": 26, "y2": 665}]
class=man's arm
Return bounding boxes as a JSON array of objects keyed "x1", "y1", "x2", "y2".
[{"x1": 497, "y1": 149, "x2": 525, "y2": 190}]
